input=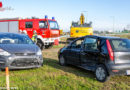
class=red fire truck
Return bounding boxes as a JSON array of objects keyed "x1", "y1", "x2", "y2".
[{"x1": 0, "y1": 16, "x2": 60, "y2": 49}]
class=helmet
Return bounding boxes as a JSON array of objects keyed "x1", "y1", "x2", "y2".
[
  {"x1": 22, "y1": 30, "x2": 27, "y2": 34},
  {"x1": 33, "y1": 30, "x2": 37, "y2": 34},
  {"x1": 19, "y1": 30, "x2": 22, "y2": 34}
]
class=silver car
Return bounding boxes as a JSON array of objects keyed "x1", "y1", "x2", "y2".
[{"x1": 0, "y1": 32, "x2": 43, "y2": 70}]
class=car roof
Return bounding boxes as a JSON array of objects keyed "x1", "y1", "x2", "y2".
[
  {"x1": 0, "y1": 32, "x2": 27, "y2": 37},
  {"x1": 73, "y1": 35, "x2": 121, "y2": 42},
  {"x1": 84, "y1": 35, "x2": 121, "y2": 39}
]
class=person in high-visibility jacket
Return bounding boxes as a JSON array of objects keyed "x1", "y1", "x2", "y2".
[{"x1": 32, "y1": 30, "x2": 37, "y2": 43}]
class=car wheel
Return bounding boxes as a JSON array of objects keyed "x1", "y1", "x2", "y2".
[
  {"x1": 41, "y1": 61, "x2": 44, "y2": 67},
  {"x1": 59, "y1": 55, "x2": 66, "y2": 66},
  {"x1": 95, "y1": 65, "x2": 110, "y2": 82},
  {"x1": 37, "y1": 40, "x2": 43, "y2": 50}
]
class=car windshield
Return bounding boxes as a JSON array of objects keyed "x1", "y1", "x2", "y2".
[
  {"x1": 110, "y1": 39, "x2": 130, "y2": 51},
  {"x1": 0, "y1": 34, "x2": 34, "y2": 44},
  {"x1": 49, "y1": 20, "x2": 59, "y2": 30}
]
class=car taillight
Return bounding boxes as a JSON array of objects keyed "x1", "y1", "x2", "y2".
[{"x1": 106, "y1": 39, "x2": 114, "y2": 61}]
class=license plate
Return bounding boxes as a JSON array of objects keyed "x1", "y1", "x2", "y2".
[{"x1": 126, "y1": 70, "x2": 130, "y2": 75}]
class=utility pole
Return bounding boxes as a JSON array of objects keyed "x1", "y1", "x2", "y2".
[{"x1": 110, "y1": 16, "x2": 115, "y2": 33}]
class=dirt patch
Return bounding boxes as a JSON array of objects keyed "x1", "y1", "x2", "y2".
[{"x1": 42, "y1": 47, "x2": 61, "y2": 60}]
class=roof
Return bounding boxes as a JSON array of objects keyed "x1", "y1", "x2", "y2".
[
  {"x1": 78, "y1": 35, "x2": 121, "y2": 39},
  {"x1": 0, "y1": 18, "x2": 19, "y2": 21},
  {"x1": 93, "y1": 35, "x2": 120, "y2": 39},
  {"x1": 0, "y1": 32, "x2": 27, "y2": 36},
  {"x1": 0, "y1": 18, "x2": 56, "y2": 21}
]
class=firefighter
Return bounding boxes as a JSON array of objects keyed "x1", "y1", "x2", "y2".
[
  {"x1": 32, "y1": 30, "x2": 37, "y2": 43},
  {"x1": 19, "y1": 30, "x2": 22, "y2": 34}
]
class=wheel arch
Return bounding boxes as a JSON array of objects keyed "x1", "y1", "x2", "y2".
[
  {"x1": 58, "y1": 53, "x2": 63, "y2": 59},
  {"x1": 58, "y1": 53, "x2": 67, "y2": 62},
  {"x1": 96, "y1": 63, "x2": 110, "y2": 76},
  {"x1": 37, "y1": 38, "x2": 43, "y2": 44}
]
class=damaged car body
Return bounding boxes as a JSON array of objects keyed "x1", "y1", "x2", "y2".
[{"x1": 0, "y1": 32, "x2": 43, "y2": 70}]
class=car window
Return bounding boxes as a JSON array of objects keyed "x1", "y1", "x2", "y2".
[
  {"x1": 39, "y1": 21, "x2": 48, "y2": 28},
  {"x1": 0, "y1": 34, "x2": 34, "y2": 44},
  {"x1": 100, "y1": 39, "x2": 108, "y2": 53},
  {"x1": 25, "y1": 22, "x2": 33, "y2": 28},
  {"x1": 84, "y1": 37, "x2": 98, "y2": 51},
  {"x1": 71, "y1": 39, "x2": 84, "y2": 49},
  {"x1": 110, "y1": 39, "x2": 130, "y2": 51},
  {"x1": 48, "y1": 20, "x2": 59, "y2": 30}
]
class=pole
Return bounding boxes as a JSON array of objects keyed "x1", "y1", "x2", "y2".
[
  {"x1": 110, "y1": 16, "x2": 115, "y2": 33},
  {"x1": 113, "y1": 16, "x2": 115, "y2": 33},
  {"x1": 6, "y1": 67, "x2": 10, "y2": 90}
]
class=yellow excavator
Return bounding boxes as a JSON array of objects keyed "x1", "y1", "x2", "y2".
[{"x1": 67, "y1": 13, "x2": 93, "y2": 42}]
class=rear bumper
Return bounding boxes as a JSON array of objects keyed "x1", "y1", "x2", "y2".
[{"x1": 107, "y1": 63, "x2": 130, "y2": 76}]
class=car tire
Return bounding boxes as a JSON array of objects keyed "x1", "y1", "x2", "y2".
[
  {"x1": 59, "y1": 55, "x2": 67, "y2": 66},
  {"x1": 41, "y1": 61, "x2": 44, "y2": 67},
  {"x1": 95, "y1": 65, "x2": 110, "y2": 82},
  {"x1": 37, "y1": 40, "x2": 43, "y2": 50}
]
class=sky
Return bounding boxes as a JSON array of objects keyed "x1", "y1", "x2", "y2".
[{"x1": 0, "y1": 0, "x2": 130, "y2": 32}]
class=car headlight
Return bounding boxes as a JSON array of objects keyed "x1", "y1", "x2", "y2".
[
  {"x1": 0, "y1": 49, "x2": 11, "y2": 56},
  {"x1": 37, "y1": 49, "x2": 42, "y2": 55}
]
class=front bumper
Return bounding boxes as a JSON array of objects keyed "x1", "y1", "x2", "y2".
[
  {"x1": 42, "y1": 37, "x2": 60, "y2": 45},
  {"x1": 0, "y1": 55, "x2": 43, "y2": 70}
]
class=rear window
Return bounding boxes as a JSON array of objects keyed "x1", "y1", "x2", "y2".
[{"x1": 110, "y1": 39, "x2": 130, "y2": 51}]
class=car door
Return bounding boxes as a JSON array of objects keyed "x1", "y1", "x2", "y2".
[
  {"x1": 80, "y1": 37, "x2": 100, "y2": 67},
  {"x1": 67, "y1": 38, "x2": 84, "y2": 65},
  {"x1": 25, "y1": 21, "x2": 34, "y2": 37}
]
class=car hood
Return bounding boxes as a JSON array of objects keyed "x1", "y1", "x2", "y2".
[{"x1": 0, "y1": 44, "x2": 39, "y2": 54}]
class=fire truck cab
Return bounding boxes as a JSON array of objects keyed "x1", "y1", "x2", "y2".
[{"x1": 0, "y1": 16, "x2": 60, "y2": 49}]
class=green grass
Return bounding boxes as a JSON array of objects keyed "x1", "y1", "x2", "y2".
[
  {"x1": 0, "y1": 57, "x2": 130, "y2": 90},
  {"x1": 112, "y1": 34, "x2": 130, "y2": 39},
  {"x1": 0, "y1": 58, "x2": 103, "y2": 90},
  {"x1": 0, "y1": 44, "x2": 130, "y2": 90},
  {"x1": 53, "y1": 44, "x2": 65, "y2": 48}
]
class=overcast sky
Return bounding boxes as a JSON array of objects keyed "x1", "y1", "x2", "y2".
[{"x1": 0, "y1": 0, "x2": 130, "y2": 32}]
